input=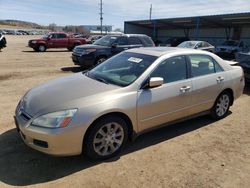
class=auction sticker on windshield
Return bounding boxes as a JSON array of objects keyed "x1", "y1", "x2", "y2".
[{"x1": 128, "y1": 57, "x2": 143, "y2": 63}]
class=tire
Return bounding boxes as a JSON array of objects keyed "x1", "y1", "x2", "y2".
[
  {"x1": 38, "y1": 45, "x2": 46, "y2": 52},
  {"x1": 210, "y1": 91, "x2": 232, "y2": 120},
  {"x1": 95, "y1": 56, "x2": 107, "y2": 65},
  {"x1": 34, "y1": 48, "x2": 39, "y2": 52},
  {"x1": 84, "y1": 116, "x2": 128, "y2": 160},
  {"x1": 67, "y1": 47, "x2": 73, "y2": 51}
]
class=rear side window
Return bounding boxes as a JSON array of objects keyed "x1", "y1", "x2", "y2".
[
  {"x1": 57, "y1": 34, "x2": 67, "y2": 38},
  {"x1": 151, "y1": 56, "x2": 187, "y2": 83},
  {"x1": 141, "y1": 36, "x2": 155, "y2": 47},
  {"x1": 128, "y1": 37, "x2": 142, "y2": 45},
  {"x1": 188, "y1": 55, "x2": 223, "y2": 77},
  {"x1": 117, "y1": 37, "x2": 129, "y2": 45}
]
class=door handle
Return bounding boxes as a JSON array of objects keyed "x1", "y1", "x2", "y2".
[
  {"x1": 216, "y1": 76, "x2": 224, "y2": 83},
  {"x1": 124, "y1": 48, "x2": 128, "y2": 50},
  {"x1": 180, "y1": 86, "x2": 191, "y2": 93}
]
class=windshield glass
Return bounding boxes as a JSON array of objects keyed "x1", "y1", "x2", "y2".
[
  {"x1": 178, "y1": 41, "x2": 197, "y2": 48},
  {"x1": 222, "y1": 41, "x2": 238, "y2": 46},
  {"x1": 87, "y1": 52, "x2": 157, "y2": 87},
  {"x1": 93, "y1": 35, "x2": 118, "y2": 46}
]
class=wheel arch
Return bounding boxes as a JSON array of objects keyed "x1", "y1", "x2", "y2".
[
  {"x1": 82, "y1": 112, "x2": 135, "y2": 150},
  {"x1": 220, "y1": 88, "x2": 234, "y2": 106}
]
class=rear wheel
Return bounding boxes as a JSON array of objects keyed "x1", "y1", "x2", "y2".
[
  {"x1": 84, "y1": 116, "x2": 128, "y2": 160},
  {"x1": 210, "y1": 91, "x2": 232, "y2": 120}
]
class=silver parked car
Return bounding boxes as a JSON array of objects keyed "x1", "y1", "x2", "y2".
[
  {"x1": 178, "y1": 41, "x2": 215, "y2": 53},
  {"x1": 15, "y1": 47, "x2": 245, "y2": 159}
]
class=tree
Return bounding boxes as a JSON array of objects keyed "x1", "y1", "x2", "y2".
[
  {"x1": 113, "y1": 28, "x2": 123, "y2": 32},
  {"x1": 48, "y1": 23, "x2": 57, "y2": 31}
]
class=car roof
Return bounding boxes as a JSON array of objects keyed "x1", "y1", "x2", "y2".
[
  {"x1": 126, "y1": 47, "x2": 200, "y2": 57},
  {"x1": 105, "y1": 34, "x2": 149, "y2": 37}
]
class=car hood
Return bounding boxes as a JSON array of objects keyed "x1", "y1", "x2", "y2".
[
  {"x1": 75, "y1": 44, "x2": 109, "y2": 49},
  {"x1": 22, "y1": 73, "x2": 120, "y2": 117}
]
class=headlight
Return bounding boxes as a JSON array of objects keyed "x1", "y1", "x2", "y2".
[
  {"x1": 31, "y1": 40, "x2": 37, "y2": 44},
  {"x1": 31, "y1": 109, "x2": 77, "y2": 128}
]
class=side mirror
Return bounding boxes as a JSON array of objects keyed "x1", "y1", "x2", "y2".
[
  {"x1": 149, "y1": 77, "x2": 164, "y2": 88},
  {"x1": 111, "y1": 43, "x2": 118, "y2": 48}
]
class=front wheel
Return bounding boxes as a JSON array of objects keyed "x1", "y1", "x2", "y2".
[
  {"x1": 84, "y1": 116, "x2": 128, "y2": 160},
  {"x1": 95, "y1": 56, "x2": 107, "y2": 65},
  {"x1": 210, "y1": 91, "x2": 232, "y2": 120},
  {"x1": 37, "y1": 45, "x2": 46, "y2": 52}
]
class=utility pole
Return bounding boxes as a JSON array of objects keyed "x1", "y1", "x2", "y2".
[
  {"x1": 149, "y1": 4, "x2": 152, "y2": 20},
  {"x1": 100, "y1": 0, "x2": 103, "y2": 35}
]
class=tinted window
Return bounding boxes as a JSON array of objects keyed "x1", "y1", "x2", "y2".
[
  {"x1": 94, "y1": 35, "x2": 118, "y2": 46},
  {"x1": 151, "y1": 56, "x2": 187, "y2": 83},
  {"x1": 189, "y1": 55, "x2": 222, "y2": 77},
  {"x1": 50, "y1": 34, "x2": 57, "y2": 38},
  {"x1": 128, "y1": 37, "x2": 141, "y2": 45},
  {"x1": 117, "y1": 37, "x2": 129, "y2": 45},
  {"x1": 141, "y1": 36, "x2": 155, "y2": 47},
  {"x1": 57, "y1": 34, "x2": 67, "y2": 38}
]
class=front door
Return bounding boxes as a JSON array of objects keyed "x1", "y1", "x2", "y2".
[{"x1": 137, "y1": 55, "x2": 193, "y2": 132}]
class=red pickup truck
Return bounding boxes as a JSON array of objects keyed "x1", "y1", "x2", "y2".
[{"x1": 28, "y1": 32, "x2": 87, "y2": 52}]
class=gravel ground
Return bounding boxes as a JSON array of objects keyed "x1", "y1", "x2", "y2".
[{"x1": 0, "y1": 35, "x2": 250, "y2": 188}]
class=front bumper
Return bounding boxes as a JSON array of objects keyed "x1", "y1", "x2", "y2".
[
  {"x1": 14, "y1": 111, "x2": 84, "y2": 156},
  {"x1": 72, "y1": 53, "x2": 95, "y2": 68}
]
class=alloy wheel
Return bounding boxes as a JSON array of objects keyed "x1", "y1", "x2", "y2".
[{"x1": 93, "y1": 122, "x2": 124, "y2": 156}]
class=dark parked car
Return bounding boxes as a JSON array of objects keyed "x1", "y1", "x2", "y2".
[
  {"x1": 235, "y1": 52, "x2": 250, "y2": 82},
  {"x1": 0, "y1": 33, "x2": 7, "y2": 50},
  {"x1": 178, "y1": 41, "x2": 215, "y2": 53},
  {"x1": 72, "y1": 34, "x2": 155, "y2": 68},
  {"x1": 215, "y1": 40, "x2": 247, "y2": 58},
  {"x1": 165, "y1": 37, "x2": 190, "y2": 47}
]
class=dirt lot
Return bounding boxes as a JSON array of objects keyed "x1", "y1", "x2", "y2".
[{"x1": 0, "y1": 35, "x2": 250, "y2": 188}]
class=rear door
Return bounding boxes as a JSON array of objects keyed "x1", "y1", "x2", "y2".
[
  {"x1": 56, "y1": 33, "x2": 68, "y2": 48},
  {"x1": 137, "y1": 55, "x2": 193, "y2": 132},
  {"x1": 128, "y1": 37, "x2": 143, "y2": 48},
  {"x1": 187, "y1": 54, "x2": 225, "y2": 114}
]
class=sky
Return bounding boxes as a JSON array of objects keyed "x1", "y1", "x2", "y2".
[{"x1": 1, "y1": 0, "x2": 250, "y2": 29}]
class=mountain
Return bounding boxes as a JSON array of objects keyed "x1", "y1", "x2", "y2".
[{"x1": 0, "y1": 20, "x2": 45, "y2": 29}]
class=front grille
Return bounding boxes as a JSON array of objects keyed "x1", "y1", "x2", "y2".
[
  {"x1": 33, "y1": 139, "x2": 48, "y2": 148},
  {"x1": 20, "y1": 112, "x2": 31, "y2": 121}
]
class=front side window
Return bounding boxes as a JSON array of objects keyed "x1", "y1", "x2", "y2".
[
  {"x1": 151, "y1": 56, "x2": 187, "y2": 84},
  {"x1": 188, "y1": 55, "x2": 223, "y2": 77},
  {"x1": 93, "y1": 35, "x2": 118, "y2": 46}
]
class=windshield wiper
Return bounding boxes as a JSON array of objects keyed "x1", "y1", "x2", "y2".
[
  {"x1": 95, "y1": 77, "x2": 109, "y2": 84},
  {"x1": 85, "y1": 72, "x2": 109, "y2": 84}
]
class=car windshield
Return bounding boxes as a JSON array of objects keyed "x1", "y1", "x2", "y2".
[
  {"x1": 178, "y1": 41, "x2": 197, "y2": 48},
  {"x1": 222, "y1": 41, "x2": 238, "y2": 46},
  {"x1": 86, "y1": 52, "x2": 157, "y2": 87},
  {"x1": 93, "y1": 35, "x2": 118, "y2": 46}
]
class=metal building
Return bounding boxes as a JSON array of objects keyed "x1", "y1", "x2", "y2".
[{"x1": 124, "y1": 12, "x2": 250, "y2": 46}]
